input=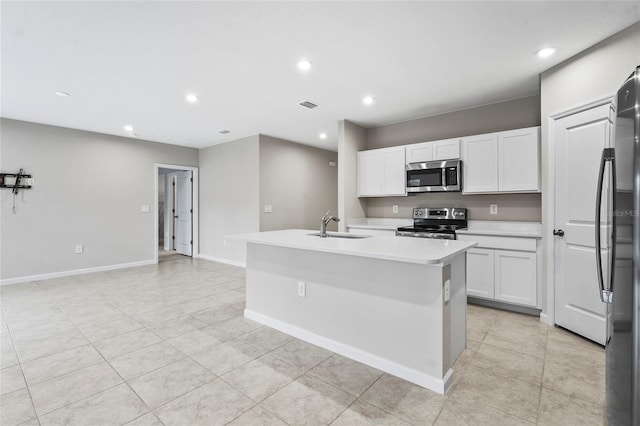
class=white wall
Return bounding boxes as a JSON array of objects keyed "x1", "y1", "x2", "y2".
[
  {"x1": 198, "y1": 135, "x2": 260, "y2": 265},
  {"x1": 259, "y1": 135, "x2": 338, "y2": 232},
  {"x1": 540, "y1": 21, "x2": 640, "y2": 318},
  {"x1": 0, "y1": 118, "x2": 198, "y2": 282}
]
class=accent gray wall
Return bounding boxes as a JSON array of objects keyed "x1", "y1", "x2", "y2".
[
  {"x1": 198, "y1": 135, "x2": 260, "y2": 264},
  {"x1": 337, "y1": 120, "x2": 368, "y2": 231},
  {"x1": 539, "y1": 21, "x2": 640, "y2": 317},
  {"x1": 259, "y1": 135, "x2": 337, "y2": 232},
  {"x1": 366, "y1": 96, "x2": 541, "y2": 150},
  {"x1": 0, "y1": 118, "x2": 198, "y2": 281}
]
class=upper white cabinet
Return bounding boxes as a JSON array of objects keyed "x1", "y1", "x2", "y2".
[
  {"x1": 405, "y1": 138, "x2": 460, "y2": 164},
  {"x1": 462, "y1": 126, "x2": 540, "y2": 194},
  {"x1": 358, "y1": 146, "x2": 406, "y2": 197}
]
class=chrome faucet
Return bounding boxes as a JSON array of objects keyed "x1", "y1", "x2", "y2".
[{"x1": 320, "y1": 211, "x2": 340, "y2": 237}]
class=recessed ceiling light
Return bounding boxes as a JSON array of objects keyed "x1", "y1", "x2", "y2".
[
  {"x1": 536, "y1": 46, "x2": 556, "y2": 58},
  {"x1": 297, "y1": 60, "x2": 312, "y2": 71},
  {"x1": 124, "y1": 125, "x2": 134, "y2": 132},
  {"x1": 54, "y1": 91, "x2": 70, "y2": 97},
  {"x1": 319, "y1": 132, "x2": 327, "y2": 140},
  {"x1": 363, "y1": 96, "x2": 375, "y2": 105},
  {"x1": 186, "y1": 93, "x2": 199, "y2": 103}
]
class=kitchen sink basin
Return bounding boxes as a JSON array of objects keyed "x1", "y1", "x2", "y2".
[{"x1": 307, "y1": 232, "x2": 370, "y2": 239}]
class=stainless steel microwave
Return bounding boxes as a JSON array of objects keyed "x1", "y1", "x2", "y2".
[{"x1": 406, "y1": 160, "x2": 461, "y2": 193}]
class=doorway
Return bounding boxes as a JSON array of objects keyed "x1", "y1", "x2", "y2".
[{"x1": 155, "y1": 164, "x2": 199, "y2": 263}]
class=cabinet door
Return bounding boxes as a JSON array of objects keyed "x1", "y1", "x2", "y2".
[
  {"x1": 462, "y1": 133, "x2": 498, "y2": 193},
  {"x1": 405, "y1": 142, "x2": 433, "y2": 164},
  {"x1": 433, "y1": 138, "x2": 460, "y2": 160},
  {"x1": 498, "y1": 127, "x2": 540, "y2": 192},
  {"x1": 357, "y1": 150, "x2": 382, "y2": 196},
  {"x1": 494, "y1": 250, "x2": 537, "y2": 307},
  {"x1": 466, "y1": 248, "x2": 495, "y2": 299},
  {"x1": 382, "y1": 146, "x2": 406, "y2": 195}
]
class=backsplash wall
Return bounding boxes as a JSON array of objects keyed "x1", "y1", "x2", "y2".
[{"x1": 367, "y1": 192, "x2": 542, "y2": 222}]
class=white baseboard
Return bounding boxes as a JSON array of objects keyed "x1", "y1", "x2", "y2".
[
  {"x1": 244, "y1": 309, "x2": 452, "y2": 394},
  {"x1": 539, "y1": 312, "x2": 554, "y2": 326},
  {"x1": 198, "y1": 254, "x2": 246, "y2": 268},
  {"x1": 0, "y1": 259, "x2": 156, "y2": 286}
]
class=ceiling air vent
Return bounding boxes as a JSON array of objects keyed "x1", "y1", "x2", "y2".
[
  {"x1": 217, "y1": 129, "x2": 231, "y2": 134},
  {"x1": 298, "y1": 100, "x2": 318, "y2": 109}
]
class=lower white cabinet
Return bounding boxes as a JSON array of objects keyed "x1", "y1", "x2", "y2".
[
  {"x1": 466, "y1": 248, "x2": 495, "y2": 299},
  {"x1": 494, "y1": 250, "x2": 537, "y2": 306},
  {"x1": 461, "y1": 234, "x2": 539, "y2": 308}
]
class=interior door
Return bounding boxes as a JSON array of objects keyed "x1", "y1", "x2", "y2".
[
  {"x1": 175, "y1": 171, "x2": 193, "y2": 256},
  {"x1": 554, "y1": 103, "x2": 613, "y2": 345}
]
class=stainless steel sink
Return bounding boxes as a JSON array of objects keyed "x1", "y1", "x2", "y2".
[{"x1": 307, "y1": 232, "x2": 370, "y2": 239}]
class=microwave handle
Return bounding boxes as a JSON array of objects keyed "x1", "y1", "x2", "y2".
[{"x1": 442, "y1": 167, "x2": 447, "y2": 186}]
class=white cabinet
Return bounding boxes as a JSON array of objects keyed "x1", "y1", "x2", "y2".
[
  {"x1": 405, "y1": 138, "x2": 460, "y2": 164},
  {"x1": 466, "y1": 248, "x2": 495, "y2": 299},
  {"x1": 498, "y1": 127, "x2": 541, "y2": 192},
  {"x1": 459, "y1": 233, "x2": 539, "y2": 308},
  {"x1": 494, "y1": 250, "x2": 537, "y2": 306},
  {"x1": 461, "y1": 133, "x2": 498, "y2": 193},
  {"x1": 462, "y1": 126, "x2": 540, "y2": 194},
  {"x1": 358, "y1": 146, "x2": 406, "y2": 197}
]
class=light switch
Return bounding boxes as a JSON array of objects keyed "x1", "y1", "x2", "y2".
[
  {"x1": 264, "y1": 205, "x2": 273, "y2": 213},
  {"x1": 141, "y1": 205, "x2": 150, "y2": 213}
]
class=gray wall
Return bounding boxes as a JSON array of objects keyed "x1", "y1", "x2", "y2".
[
  {"x1": 259, "y1": 135, "x2": 338, "y2": 232},
  {"x1": 539, "y1": 21, "x2": 640, "y2": 316},
  {"x1": 366, "y1": 96, "x2": 541, "y2": 149},
  {"x1": 362, "y1": 97, "x2": 542, "y2": 221},
  {"x1": 367, "y1": 193, "x2": 542, "y2": 222},
  {"x1": 199, "y1": 135, "x2": 260, "y2": 264},
  {"x1": 0, "y1": 118, "x2": 198, "y2": 280},
  {"x1": 337, "y1": 120, "x2": 368, "y2": 231}
]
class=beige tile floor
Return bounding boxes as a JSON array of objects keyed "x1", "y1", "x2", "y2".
[{"x1": 0, "y1": 257, "x2": 607, "y2": 425}]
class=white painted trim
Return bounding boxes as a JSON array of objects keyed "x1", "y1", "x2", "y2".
[
  {"x1": 545, "y1": 95, "x2": 615, "y2": 327},
  {"x1": 0, "y1": 259, "x2": 156, "y2": 286},
  {"x1": 198, "y1": 254, "x2": 246, "y2": 268},
  {"x1": 155, "y1": 164, "x2": 199, "y2": 264},
  {"x1": 549, "y1": 95, "x2": 615, "y2": 120},
  {"x1": 245, "y1": 309, "x2": 453, "y2": 394}
]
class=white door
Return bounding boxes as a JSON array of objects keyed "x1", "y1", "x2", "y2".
[
  {"x1": 554, "y1": 104, "x2": 613, "y2": 345},
  {"x1": 175, "y1": 171, "x2": 193, "y2": 256}
]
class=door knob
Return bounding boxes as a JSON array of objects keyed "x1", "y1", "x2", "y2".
[{"x1": 553, "y1": 229, "x2": 565, "y2": 237}]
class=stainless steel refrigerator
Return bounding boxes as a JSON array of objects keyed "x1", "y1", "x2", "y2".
[{"x1": 596, "y1": 65, "x2": 640, "y2": 426}]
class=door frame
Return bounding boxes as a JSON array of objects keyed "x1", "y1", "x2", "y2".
[
  {"x1": 544, "y1": 95, "x2": 614, "y2": 326},
  {"x1": 154, "y1": 163, "x2": 199, "y2": 263}
]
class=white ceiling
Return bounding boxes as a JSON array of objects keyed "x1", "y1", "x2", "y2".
[{"x1": 2, "y1": 2, "x2": 639, "y2": 151}]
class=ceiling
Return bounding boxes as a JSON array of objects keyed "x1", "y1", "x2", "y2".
[{"x1": 2, "y1": 2, "x2": 639, "y2": 151}]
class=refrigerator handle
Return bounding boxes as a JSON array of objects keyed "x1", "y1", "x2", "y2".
[{"x1": 595, "y1": 148, "x2": 616, "y2": 304}]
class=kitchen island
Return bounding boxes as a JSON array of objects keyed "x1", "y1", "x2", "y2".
[{"x1": 228, "y1": 229, "x2": 476, "y2": 394}]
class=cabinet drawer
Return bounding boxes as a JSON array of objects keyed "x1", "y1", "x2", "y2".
[{"x1": 457, "y1": 234, "x2": 536, "y2": 251}]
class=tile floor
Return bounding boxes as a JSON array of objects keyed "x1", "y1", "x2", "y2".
[{"x1": 0, "y1": 256, "x2": 607, "y2": 425}]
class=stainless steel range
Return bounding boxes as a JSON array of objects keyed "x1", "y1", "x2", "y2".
[{"x1": 396, "y1": 207, "x2": 467, "y2": 240}]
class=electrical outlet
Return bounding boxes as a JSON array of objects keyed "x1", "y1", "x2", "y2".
[
  {"x1": 264, "y1": 205, "x2": 273, "y2": 213},
  {"x1": 490, "y1": 204, "x2": 498, "y2": 215},
  {"x1": 141, "y1": 204, "x2": 150, "y2": 213},
  {"x1": 444, "y1": 279, "x2": 451, "y2": 303},
  {"x1": 392, "y1": 205, "x2": 399, "y2": 214},
  {"x1": 75, "y1": 245, "x2": 83, "y2": 254},
  {"x1": 297, "y1": 281, "x2": 306, "y2": 298}
]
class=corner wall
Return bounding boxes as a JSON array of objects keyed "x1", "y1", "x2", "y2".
[
  {"x1": 198, "y1": 136, "x2": 260, "y2": 265},
  {"x1": 0, "y1": 118, "x2": 199, "y2": 282},
  {"x1": 259, "y1": 135, "x2": 338, "y2": 232},
  {"x1": 337, "y1": 120, "x2": 367, "y2": 231}
]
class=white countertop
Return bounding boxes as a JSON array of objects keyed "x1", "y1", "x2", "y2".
[
  {"x1": 228, "y1": 229, "x2": 476, "y2": 265},
  {"x1": 457, "y1": 220, "x2": 542, "y2": 238}
]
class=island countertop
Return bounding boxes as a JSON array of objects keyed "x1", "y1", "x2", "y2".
[{"x1": 227, "y1": 229, "x2": 476, "y2": 265}]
